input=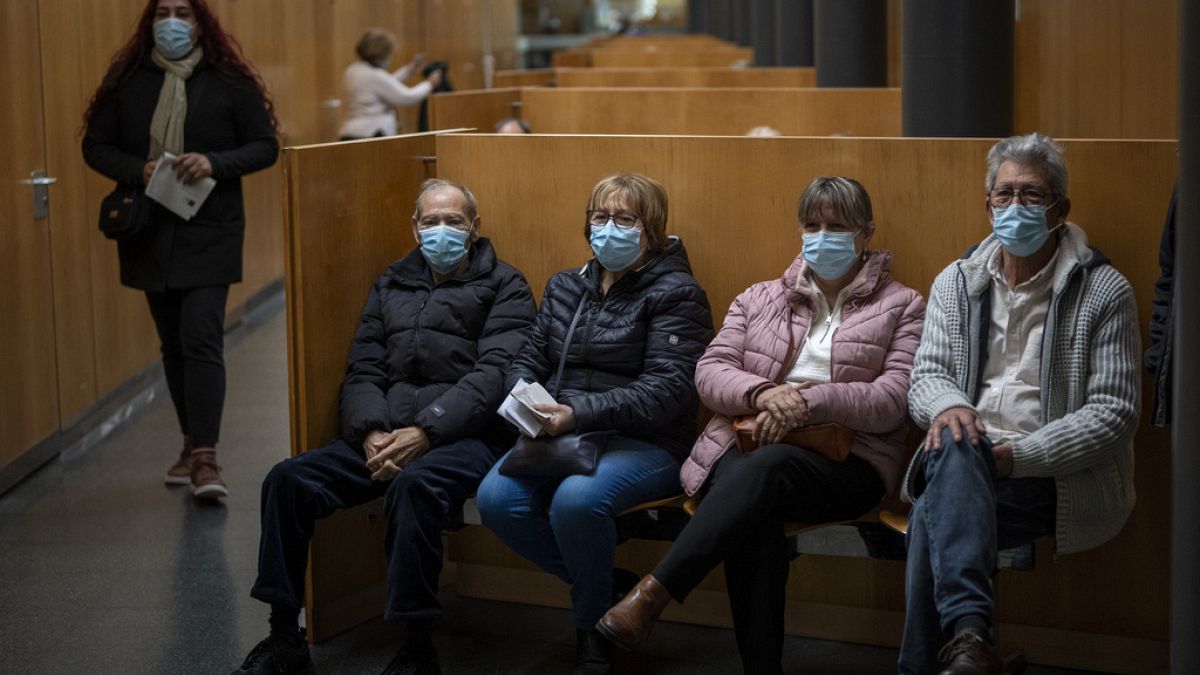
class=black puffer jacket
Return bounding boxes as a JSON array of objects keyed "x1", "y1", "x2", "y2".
[
  {"x1": 82, "y1": 55, "x2": 279, "y2": 291},
  {"x1": 507, "y1": 237, "x2": 714, "y2": 457},
  {"x1": 339, "y1": 238, "x2": 536, "y2": 452}
]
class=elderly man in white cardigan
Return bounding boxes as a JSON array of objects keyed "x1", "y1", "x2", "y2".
[{"x1": 900, "y1": 133, "x2": 1140, "y2": 675}]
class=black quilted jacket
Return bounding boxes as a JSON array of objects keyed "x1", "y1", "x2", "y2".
[
  {"x1": 339, "y1": 238, "x2": 536, "y2": 452},
  {"x1": 506, "y1": 237, "x2": 714, "y2": 457}
]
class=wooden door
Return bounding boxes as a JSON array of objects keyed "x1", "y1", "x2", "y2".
[{"x1": 0, "y1": 2, "x2": 60, "y2": 468}]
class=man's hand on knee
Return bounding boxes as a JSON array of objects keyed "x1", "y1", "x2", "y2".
[
  {"x1": 992, "y1": 443, "x2": 1014, "y2": 477},
  {"x1": 926, "y1": 407, "x2": 987, "y2": 451},
  {"x1": 366, "y1": 427, "x2": 431, "y2": 480}
]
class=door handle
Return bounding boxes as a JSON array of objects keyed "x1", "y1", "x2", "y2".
[{"x1": 20, "y1": 170, "x2": 56, "y2": 219}]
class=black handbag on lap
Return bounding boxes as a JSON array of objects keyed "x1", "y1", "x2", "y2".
[
  {"x1": 98, "y1": 185, "x2": 153, "y2": 240},
  {"x1": 499, "y1": 297, "x2": 615, "y2": 479}
]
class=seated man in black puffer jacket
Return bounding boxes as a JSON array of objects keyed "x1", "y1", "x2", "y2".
[{"x1": 232, "y1": 179, "x2": 536, "y2": 675}]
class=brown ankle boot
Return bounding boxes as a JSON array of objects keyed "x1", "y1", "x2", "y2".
[
  {"x1": 164, "y1": 438, "x2": 195, "y2": 485},
  {"x1": 595, "y1": 574, "x2": 671, "y2": 651},
  {"x1": 190, "y1": 446, "x2": 228, "y2": 499}
]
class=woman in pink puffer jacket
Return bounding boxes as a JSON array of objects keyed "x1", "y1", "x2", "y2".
[{"x1": 597, "y1": 177, "x2": 926, "y2": 674}]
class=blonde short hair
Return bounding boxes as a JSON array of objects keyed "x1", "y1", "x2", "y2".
[
  {"x1": 796, "y1": 176, "x2": 874, "y2": 231},
  {"x1": 356, "y1": 29, "x2": 396, "y2": 67},
  {"x1": 584, "y1": 173, "x2": 669, "y2": 254}
]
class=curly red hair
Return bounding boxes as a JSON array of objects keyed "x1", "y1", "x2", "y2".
[{"x1": 82, "y1": 0, "x2": 279, "y2": 134}]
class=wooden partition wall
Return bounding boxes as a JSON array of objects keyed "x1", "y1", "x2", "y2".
[
  {"x1": 429, "y1": 87, "x2": 901, "y2": 137},
  {"x1": 554, "y1": 66, "x2": 816, "y2": 88},
  {"x1": 283, "y1": 132, "x2": 1174, "y2": 669},
  {"x1": 282, "y1": 131, "x2": 471, "y2": 641}
]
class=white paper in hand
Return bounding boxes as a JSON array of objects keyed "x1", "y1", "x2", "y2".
[
  {"x1": 145, "y1": 152, "x2": 217, "y2": 220},
  {"x1": 498, "y1": 379, "x2": 558, "y2": 438}
]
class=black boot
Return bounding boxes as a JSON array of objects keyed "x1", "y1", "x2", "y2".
[
  {"x1": 230, "y1": 627, "x2": 314, "y2": 674},
  {"x1": 574, "y1": 628, "x2": 615, "y2": 675}
]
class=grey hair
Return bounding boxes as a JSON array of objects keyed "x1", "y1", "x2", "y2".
[
  {"x1": 985, "y1": 133, "x2": 1069, "y2": 197},
  {"x1": 796, "y1": 176, "x2": 874, "y2": 231},
  {"x1": 413, "y1": 178, "x2": 478, "y2": 222}
]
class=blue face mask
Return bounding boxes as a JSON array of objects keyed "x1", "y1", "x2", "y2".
[
  {"x1": 802, "y1": 230, "x2": 860, "y2": 281},
  {"x1": 589, "y1": 220, "x2": 642, "y2": 271},
  {"x1": 419, "y1": 225, "x2": 470, "y2": 274},
  {"x1": 154, "y1": 17, "x2": 194, "y2": 60},
  {"x1": 992, "y1": 204, "x2": 1055, "y2": 257}
]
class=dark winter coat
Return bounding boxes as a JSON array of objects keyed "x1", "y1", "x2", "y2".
[
  {"x1": 339, "y1": 238, "x2": 537, "y2": 452},
  {"x1": 82, "y1": 55, "x2": 279, "y2": 291},
  {"x1": 506, "y1": 237, "x2": 715, "y2": 458},
  {"x1": 1145, "y1": 185, "x2": 1176, "y2": 427}
]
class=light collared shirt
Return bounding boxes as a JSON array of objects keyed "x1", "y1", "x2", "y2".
[
  {"x1": 785, "y1": 267, "x2": 866, "y2": 385},
  {"x1": 975, "y1": 247, "x2": 1060, "y2": 444}
]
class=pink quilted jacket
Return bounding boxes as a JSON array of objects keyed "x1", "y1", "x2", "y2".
[{"x1": 680, "y1": 249, "x2": 926, "y2": 496}]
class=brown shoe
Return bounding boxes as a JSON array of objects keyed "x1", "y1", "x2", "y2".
[
  {"x1": 937, "y1": 630, "x2": 1003, "y2": 675},
  {"x1": 595, "y1": 574, "x2": 671, "y2": 651},
  {"x1": 164, "y1": 439, "x2": 194, "y2": 485},
  {"x1": 190, "y1": 446, "x2": 228, "y2": 499}
]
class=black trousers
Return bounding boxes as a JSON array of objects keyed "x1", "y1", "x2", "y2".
[
  {"x1": 145, "y1": 285, "x2": 229, "y2": 446},
  {"x1": 250, "y1": 436, "x2": 497, "y2": 621},
  {"x1": 653, "y1": 444, "x2": 886, "y2": 675}
]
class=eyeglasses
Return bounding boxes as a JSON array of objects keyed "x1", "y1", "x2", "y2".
[
  {"x1": 586, "y1": 210, "x2": 640, "y2": 229},
  {"x1": 988, "y1": 186, "x2": 1057, "y2": 208},
  {"x1": 417, "y1": 215, "x2": 470, "y2": 229}
]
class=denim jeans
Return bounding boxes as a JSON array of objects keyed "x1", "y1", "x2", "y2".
[
  {"x1": 476, "y1": 436, "x2": 682, "y2": 629},
  {"x1": 898, "y1": 427, "x2": 1056, "y2": 675}
]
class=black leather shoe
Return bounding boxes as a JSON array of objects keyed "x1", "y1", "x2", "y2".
[
  {"x1": 574, "y1": 628, "x2": 615, "y2": 675},
  {"x1": 937, "y1": 630, "x2": 1003, "y2": 675},
  {"x1": 380, "y1": 644, "x2": 441, "y2": 675},
  {"x1": 230, "y1": 628, "x2": 314, "y2": 675}
]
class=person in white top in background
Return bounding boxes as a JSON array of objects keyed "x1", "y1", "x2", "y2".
[{"x1": 338, "y1": 28, "x2": 441, "y2": 140}]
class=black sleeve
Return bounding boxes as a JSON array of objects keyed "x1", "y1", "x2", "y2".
[
  {"x1": 504, "y1": 277, "x2": 559, "y2": 392},
  {"x1": 338, "y1": 284, "x2": 393, "y2": 450},
  {"x1": 205, "y1": 76, "x2": 279, "y2": 181},
  {"x1": 413, "y1": 271, "x2": 538, "y2": 446},
  {"x1": 1145, "y1": 184, "x2": 1177, "y2": 372},
  {"x1": 81, "y1": 89, "x2": 147, "y2": 187},
  {"x1": 572, "y1": 282, "x2": 715, "y2": 435}
]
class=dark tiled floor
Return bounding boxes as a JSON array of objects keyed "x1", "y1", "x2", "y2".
[{"x1": 0, "y1": 305, "x2": 1097, "y2": 675}]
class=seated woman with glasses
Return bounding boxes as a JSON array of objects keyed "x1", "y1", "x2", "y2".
[
  {"x1": 596, "y1": 177, "x2": 926, "y2": 675},
  {"x1": 476, "y1": 173, "x2": 713, "y2": 675}
]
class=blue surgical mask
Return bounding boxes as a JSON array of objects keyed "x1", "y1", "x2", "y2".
[
  {"x1": 154, "y1": 18, "x2": 194, "y2": 60},
  {"x1": 992, "y1": 204, "x2": 1055, "y2": 257},
  {"x1": 419, "y1": 225, "x2": 470, "y2": 274},
  {"x1": 589, "y1": 220, "x2": 642, "y2": 271},
  {"x1": 802, "y1": 230, "x2": 860, "y2": 280}
]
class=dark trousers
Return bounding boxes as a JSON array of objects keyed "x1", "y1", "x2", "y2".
[
  {"x1": 898, "y1": 429, "x2": 1056, "y2": 675},
  {"x1": 145, "y1": 285, "x2": 229, "y2": 445},
  {"x1": 653, "y1": 444, "x2": 886, "y2": 675},
  {"x1": 250, "y1": 436, "x2": 497, "y2": 621}
]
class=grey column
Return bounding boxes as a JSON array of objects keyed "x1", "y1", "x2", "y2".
[
  {"x1": 901, "y1": 0, "x2": 1014, "y2": 137},
  {"x1": 775, "y1": 0, "x2": 814, "y2": 67},
  {"x1": 688, "y1": 0, "x2": 707, "y2": 34},
  {"x1": 731, "y1": 0, "x2": 752, "y2": 47},
  {"x1": 752, "y1": 0, "x2": 777, "y2": 66},
  {"x1": 813, "y1": 0, "x2": 887, "y2": 87},
  {"x1": 1174, "y1": 0, "x2": 1199, "y2": 671},
  {"x1": 708, "y1": 0, "x2": 733, "y2": 41}
]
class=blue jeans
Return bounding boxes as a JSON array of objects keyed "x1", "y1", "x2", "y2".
[
  {"x1": 898, "y1": 428, "x2": 1056, "y2": 675},
  {"x1": 476, "y1": 436, "x2": 682, "y2": 629}
]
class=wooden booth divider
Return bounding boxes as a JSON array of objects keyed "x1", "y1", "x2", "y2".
[
  {"x1": 553, "y1": 66, "x2": 816, "y2": 88},
  {"x1": 429, "y1": 87, "x2": 901, "y2": 137},
  {"x1": 282, "y1": 132, "x2": 1173, "y2": 670},
  {"x1": 282, "y1": 130, "x2": 469, "y2": 641},
  {"x1": 493, "y1": 68, "x2": 556, "y2": 89}
]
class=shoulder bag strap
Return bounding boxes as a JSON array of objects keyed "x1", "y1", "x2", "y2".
[{"x1": 550, "y1": 295, "x2": 589, "y2": 398}]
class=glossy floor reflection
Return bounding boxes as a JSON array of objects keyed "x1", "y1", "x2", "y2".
[{"x1": 0, "y1": 303, "x2": 1096, "y2": 675}]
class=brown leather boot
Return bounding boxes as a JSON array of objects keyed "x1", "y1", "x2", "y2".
[
  {"x1": 595, "y1": 574, "x2": 671, "y2": 651},
  {"x1": 164, "y1": 438, "x2": 194, "y2": 485},
  {"x1": 937, "y1": 630, "x2": 1003, "y2": 675},
  {"x1": 190, "y1": 446, "x2": 228, "y2": 499}
]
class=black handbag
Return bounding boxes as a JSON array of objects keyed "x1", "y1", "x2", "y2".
[
  {"x1": 98, "y1": 185, "x2": 153, "y2": 240},
  {"x1": 499, "y1": 297, "x2": 615, "y2": 479}
]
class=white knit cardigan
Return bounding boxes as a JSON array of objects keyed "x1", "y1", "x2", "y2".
[{"x1": 906, "y1": 223, "x2": 1140, "y2": 555}]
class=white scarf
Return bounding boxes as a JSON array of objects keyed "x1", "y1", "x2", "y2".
[{"x1": 149, "y1": 47, "x2": 204, "y2": 159}]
